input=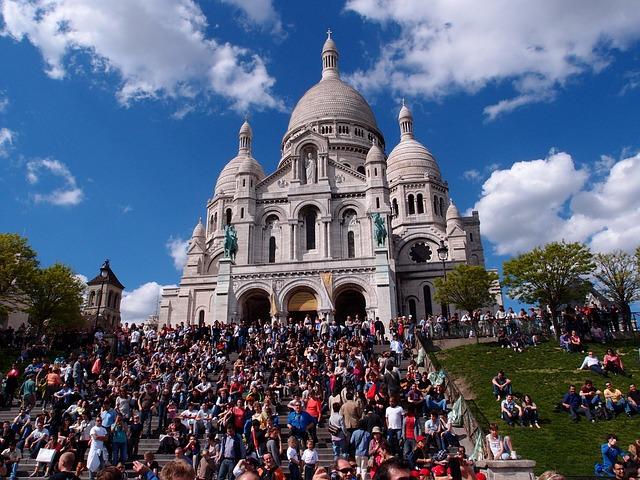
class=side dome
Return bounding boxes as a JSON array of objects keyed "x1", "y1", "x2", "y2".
[{"x1": 387, "y1": 103, "x2": 441, "y2": 184}]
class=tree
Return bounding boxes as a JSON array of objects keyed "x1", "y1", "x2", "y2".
[
  {"x1": 593, "y1": 250, "x2": 640, "y2": 331},
  {"x1": 502, "y1": 241, "x2": 594, "y2": 338},
  {"x1": 434, "y1": 265, "x2": 498, "y2": 342},
  {"x1": 22, "y1": 263, "x2": 85, "y2": 335},
  {"x1": 0, "y1": 234, "x2": 39, "y2": 313}
]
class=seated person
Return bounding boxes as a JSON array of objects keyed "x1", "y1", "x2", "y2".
[
  {"x1": 561, "y1": 385, "x2": 593, "y2": 423},
  {"x1": 579, "y1": 352, "x2": 608, "y2": 377},
  {"x1": 409, "y1": 436, "x2": 432, "y2": 470},
  {"x1": 599, "y1": 434, "x2": 630, "y2": 478},
  {"x1": 492, "y1": 371, "x2": 512, "y2": 401},
  {"x1": 568, "y1": 331, "x2": 585, "y2": 353},
  {"x1": 603, "y1": 349, "x2": 630, "y2": 377},
  {"x1": 559, "y1": 331, "x2": 570, "y2": 352},
  {"x1": 496, "y1": 329, "x2": 509, "y2": 349},
  {"x1": 485, "y1": 423, "x2": 513, "y2": 460},
  {"x1": 425, "y1": 384, "x2": 448, "y2": 413},
  {"x1": 500, "y1": 395, "x2": 523, "y2": 427},
  {"x1": 604, "y1": 382, "x2": 632, "y2": 417},
  {"x1": 579, "y1": 380, "x2": 604, "y2": 410},
  {"x1": 627, "y1": 384, "x2": 640, "y2": 415}
]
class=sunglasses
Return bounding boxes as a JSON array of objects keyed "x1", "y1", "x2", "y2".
[{"x1": 337, "y1": 468, "x2": 354, "y2": 474}]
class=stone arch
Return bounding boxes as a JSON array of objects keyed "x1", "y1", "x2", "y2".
[
  {"x1": 397, "y1": 235, "x2": 443, "y2": 265},
  {"x1": 340, "y1": 208, "x2": 360, "y2": 259},
  {"x1": 333, "y1": 201, "x2": 363, "y2": 220},
  {"x1": 333, "y1": 276, "x2": 375, "y2": 307},
  {"x1": 258, "y1": 206, "x2": 287, "y2": 226},
  {"x1": 298, "y1": 204, "x2": 321, "y2": 252},
  {"x1": 206, "y1": 251, "x2": 224, "y2": 275},
  {"x1": 237, "y1": 287, "x2": 271, "y2": 323},
  {"x1": 279, "y1": 280, "x2": 328, "y2": 319},
  {"x1": 291, "y1": 138, "x2": 327, "y2": 158},
  {"x1": 419, "y1": 281, "x2": 435, "y2": 318},
  {"x1": 292, "y1": 199, "x2": 326, "y2": 219},
  {"x1": 333, "y1": 281, "x2": 370, "y2": 324}
]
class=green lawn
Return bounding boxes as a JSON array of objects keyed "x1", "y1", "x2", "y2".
[{"x1": 434, "y1": 339, "x2": 640, "y2": 476}]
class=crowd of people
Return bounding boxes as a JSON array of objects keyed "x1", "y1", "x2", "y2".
[{"x1": 0, "y1": 314, "x2": 485, "y2": 480}]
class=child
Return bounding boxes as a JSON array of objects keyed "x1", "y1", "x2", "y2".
[
  {"x1": 287, "y1": 436, "x2": 301, "y2": 480},
  {"x1": 301, "y1": 439, "x2": 318, "y2": 480}
]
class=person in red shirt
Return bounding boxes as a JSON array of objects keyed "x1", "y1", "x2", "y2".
[
  {"x1": 402, "y1": 406, "x2": 420, "y2": 459},
  {"x1": 305, "y1": 387, "x2": 323, "y2": 444},
  {"x1": 4, "y1": 363, "x2": 20, "y2": 407},
  {"x1": 231, "y1": 399, "x2": 246, "y2": 431}
]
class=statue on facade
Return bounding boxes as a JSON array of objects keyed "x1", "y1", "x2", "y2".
[
  {"x1": 305, "y1": 152, "x2": 316, "y2": 184},
  {"x1": 373, "y1": 213, "x2": 387, "y2": 247},
  {"x1": 223, "y1": 224, "x2": 238, "y2": 261}
]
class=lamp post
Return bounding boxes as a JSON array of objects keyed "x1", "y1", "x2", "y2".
[
  {"x1": 94, "y1": 260, "x2": 109, "y2": 331},
  {"x1": 437, "y1": 240, "x2": 449, "y2": 318}
]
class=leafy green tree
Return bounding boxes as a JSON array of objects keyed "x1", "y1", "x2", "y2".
[
  {"x1": 502, "y1": 241, "x2": 594, "y2": 337},
  {"x1": 23, "y1": 263, "x2": 85, "y2": 334},
  {"x1": 434, "y1": 265, "x2": 499, "y2": 342},
  {"x1": 593, "y1": 250, "x2": 640, "y2": 330},
  {"x1": 0, "y1": 233, "x2": 39, "y2": 314}
]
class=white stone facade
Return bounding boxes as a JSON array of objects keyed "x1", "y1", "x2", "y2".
[{"x1": 160, "y1": 33, "x2": 485, "y2": 330}]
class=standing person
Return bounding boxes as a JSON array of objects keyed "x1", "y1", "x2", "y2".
[
  {"x1": 4, "y1": 363, "x2": 20, "y2": 407},
  {"x1": 301, "y1": 439, "x2": 318, "y2": 480},
  {"x1": 216, "y1": 425, "x2": 245, "y2": 480},
  {"x1": 87, "y1": 417, "x2": 108, "y2": 480},
  {"x1": 138, "y1": 384, "x2": 157, "y2": 439},
  {"x1": 287, "y1": 401, "x2": 315, "y2": 443},
  {"x1": 328, "y1": 403, "x2": 347, "y2": 460},
  {"x1": 401, "y1": 406, "x2": 420, "y2": 460},
  {"x1": 385, "y1": 396, "x2": 404, "y2": 455},
  {"x1": 350, "y1": 421, "x2": 371, "y2": 480},
  {"x1": 286, "y1": 436, "x2": 302, "y2": 480},
  {"x1": 111, "y1": 415, "x2": 128, "y2": 465}
]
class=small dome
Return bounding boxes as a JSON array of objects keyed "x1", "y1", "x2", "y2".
[
  {"x1": 446, "y1": 200, "x2": 460, "y2": 221},
  {"x1": 239, "y1": 120, "x2": 252, "y2": 137},
  {"x1": 192, "y1": 218, "x2": 205, "y2": 238},
  {"x1": 398, "y1": 103, "x2": 412, "y2": 121},
  {"x1": 365, "y1": 142, "x2": 385, "y2": 164},
  {"x1": 215, "y1": 155, "x2": 265, "y2": 195},
  {"x1": 387, "y1": 139, "x2": 441, "y2": 183},
  {"x1": 322, "y1": 36, "x2": 337, "y2": 54}
]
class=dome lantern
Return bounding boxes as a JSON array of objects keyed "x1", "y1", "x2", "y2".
[
  {"x1": 321, "y1": 29, "x2": 339, "y2": 80},
  {"x1": 398, "y1": 99, "x2": 414, "y2": 140},
  {"x1": 238, "y1": 119, "x2": 252, "y2": 155}
]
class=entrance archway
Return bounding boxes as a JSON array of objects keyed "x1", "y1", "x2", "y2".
[
  {"x1": 287, "y1": 288, "x2": 318, "y2": 322},
  {"x1": 240, "y1": 289, "x2": 270, "y2": 324},
  {"x1": 334, "y1": 288, "x2": 366, "y2": 324}
]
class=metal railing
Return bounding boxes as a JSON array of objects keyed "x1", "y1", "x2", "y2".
[{"x1": 417, "y1": 333, "x2": 488, "y2": 459}]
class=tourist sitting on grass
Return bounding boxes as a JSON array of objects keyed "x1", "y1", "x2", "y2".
[
  {"x1": 579, "y1": 380, "x2": 606, "y2": 415},
  {"x1": 603, "y1": 349, "x2": 630, "y2": 378},
  {"x1": 579, "y1": 352, "x2": 608, "y2": 377},
  {"x1": 597, "y1": 434, "x2": 630, "y2": 478},
  {"x1": 500, "y1": 394, "x2": 523, "y2": 427},
  {"x1": 568, "y1": 330, "x2": 585, "y2": 353},
  {"x1": 521, "y1": 394, "x2": 540, "y2": 428},
  {"x1": 496, "y1": 329, "x2": 509, "y2": 349},
  {"x1": 485, "y1": 423, "x2": 514, "y2": 460},
  {"x1": 561, "y1": 385, "x2": 594, "y2": 423},
  {"x1": 491, "y1": 371, "x2": 512, "y2": 402},
  {"x1": 627, "y1": 384, "x2": 640, "y2": 415},
  {"x1": 559, "y1": 331, "x2": 571, "y2": 353},
  {"x1": 604, "y1": 381, "x2": 632, "y2": 417}
]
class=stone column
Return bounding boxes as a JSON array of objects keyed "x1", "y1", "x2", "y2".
[
  {"x1": 213, "y1": 258, "x2": 234, "y2": 323},
  {"x1": 374, "y1": 247, "x2": 397, "y2": 339}
]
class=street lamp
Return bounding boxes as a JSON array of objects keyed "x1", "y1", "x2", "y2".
[
  {"x1": 94, "y1": 259, "x2": 109, "y2": 331},
  {"x1": 437, "y1": 240, "x2": 449, "y2": 318}
]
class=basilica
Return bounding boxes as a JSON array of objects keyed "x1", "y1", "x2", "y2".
[{"x1": 159, "y1": 33, "x2": 485, "y2": 330}]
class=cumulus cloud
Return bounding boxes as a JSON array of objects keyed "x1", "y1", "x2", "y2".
[
  {"x1": 0, "y1": 0, "x2": 282, "y2": 111},
  {"x1": 345, "y1": 0, "x2": 640, "y2": 119},
  {"x1": 0, "y1": 127, "x2": 14, "y2": 157},
  {"x1": 462, "y1": 169, "x2": 481, "y2": 182},
  {"x1": 222, "y1": 0, "x2": 283, "y2": 36},
  {"x1": 471, "y1": 150, "x2": 640, "y2": 255},
  {"x1": 25, "y1": 158, "x2": 84, "y2": 206},
  {"x1": 121, "y1": 281, "x2": 175, "y2": 324},
  {"x1": 166, "y1": 236, "x2": 188, "y2": 270}
]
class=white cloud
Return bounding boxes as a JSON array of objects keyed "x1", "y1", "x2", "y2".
[
  {"x1": 620, "y1": 71, "x2": 640, "y2": 95},
  {"x1": 121, "y1": 205, "x2": 133, "y2": 214},
  {"x1": 471, "y1": 151, "x2": 640, "y2": 255},
  {"x1": 462, "y1": 169, "x2": 481, "y2": 182},
  {"x1": 221, "y1": 0, "x2": 283, "y2": 36},
  {"x1": 0, "y1": 94, "x2": 8, "y2": 112},
  {"x1": 166, "y1": 236, "x2": 188, "y2": 270},
  {"x1": 121, "y1": 281, "x2": 175, "y2": 324},
  {"x1": 345, "y1": 0, "x2": 640, "y2": 119},
  {"x1": 26, "y1": 158, "x2": 84, "y2": 206},
  {"x1": 75, "y1": 273, "x2": 88, "y2": 284},
  {"x1": 1, "y1": 0, "x2": 282, "y2": 111},
  {"x1": 0, "y1": 127, "x2": 14, "y2": 157}
]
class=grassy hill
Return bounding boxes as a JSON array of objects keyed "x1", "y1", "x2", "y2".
[{"x1": 434, "y1": 339, "x2": 639, "y2": 476}]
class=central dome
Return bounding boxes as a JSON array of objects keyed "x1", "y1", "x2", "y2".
[{"x1": 287, "y1": 77, "x2": 379, "y2": 134}]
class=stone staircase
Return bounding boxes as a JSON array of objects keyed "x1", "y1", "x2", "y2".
[{"x1": 1, "y1": 343, "x2": 439, "y2": 478}]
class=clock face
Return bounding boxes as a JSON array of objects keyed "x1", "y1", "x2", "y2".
[{"x1": 409, "y1": 242, "x2": 432, "y2": 263}]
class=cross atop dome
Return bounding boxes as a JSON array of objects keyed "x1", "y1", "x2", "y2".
[{"x1": 322, "y1": 30, "x2": 339, "y2": 80}]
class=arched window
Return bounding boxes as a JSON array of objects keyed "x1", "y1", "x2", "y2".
[
  {"x1": 408, "y1": 194, "x2": 416, "y2": 215},
  {"x1": 305, "y1": 210, "x2": 317, "y2": 250},
  {"x1": 417, "y1": 193, "x2": 424, "y2": 214},
  {"x1": 433, "y1": 195, "x2": 439, "y2": 216},
  {"x1": 198, "y1": 310, "x2": 205, "y2": 325},
  {"x1": 347, "y1": 231, "x2": 355, "y2": 258},
  {"x1": 357, "y1": 166, "x2": 365, "y2": 175},
  {"x1": 213, "y1": 212, "x2": 218, "y2": 231},
  {"x1": 392, "y1": 199, "x2": 399, "y2": 217},
  {"x1": 408, "y1": 298, "x2": 417, "y2": 320},
  {"x1": 226, "y1": 208, "x2": 232, "y2": 226},
  {"x1": 269, "y1": 236, "x2": 276, "y2": 263},
  {"x1": 343, "y1": 163, "x2": 351, "y2": 169},
  {"x1": 89, "y1": 291, "x2": 95, "y2": 307},
  {"x1": 439, "y1": 197, "x2": 445, "y2": 218},
  {"x1": 423, "y1": 285, "x2": 433, "y2": 317}
]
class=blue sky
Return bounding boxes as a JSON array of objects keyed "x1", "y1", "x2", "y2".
[{"x1": 1, "y1": 0, "x2": 639, "y2": 321}]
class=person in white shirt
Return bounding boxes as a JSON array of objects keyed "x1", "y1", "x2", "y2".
[
  {"x1": 385, "y1": 396, "x2": 404, "y2": 455},
  {"x1": 300, "y1": 439, "x2": 318, "y2": 480},
  {"x1": 579, "y1": 351, "x2": 608, "y2": 377},
  {"x1": 389, "y1": 336, "x2": 404, "y2": 367},
  {"x1": 87, "y1": 416, "x2": 108, "y2": 479},
  {"x1": 286, "y1": 436, "x2": 302, "y2": 480}
]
